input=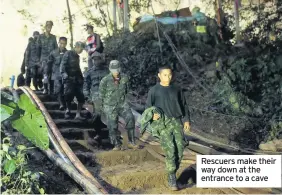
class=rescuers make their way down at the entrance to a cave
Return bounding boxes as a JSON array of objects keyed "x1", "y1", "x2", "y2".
[{"x1": 143, "y1": 66, "x2": 191, "y2": 191}]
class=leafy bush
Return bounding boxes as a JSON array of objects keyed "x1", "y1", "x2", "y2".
[{"x1": 0, "y1": 137, "x2": 45, "y2": 194}]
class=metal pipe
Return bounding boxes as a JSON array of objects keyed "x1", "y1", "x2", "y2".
[{"x1": 20, "y1": 86, "x2": 108, "y2": 194}]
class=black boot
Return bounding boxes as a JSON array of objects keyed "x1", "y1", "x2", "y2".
[
  {"x1": 109, "y1": 133, "x2": 122, "y2": 151},
  {"x1": 168, "y1": 172, "x2": 178, "y2": 191},
  {"x1": 127, "y1": 129, "x2": 139, "y2": 149},
  {"x1": 25, "y1": 77, "x2": 31, "y2": 87},
  {"x1": 33, "y1": 79, "x2": 39, "y2": 91}
]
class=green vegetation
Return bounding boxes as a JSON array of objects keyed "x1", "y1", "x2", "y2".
[
  {"x1": 1, "y1": 91, "x2": 49, "y2": 150},
  {"x1": 1, "y1": 90, "x2": 49, "y2": 194},
  {"x1": 0, "y1": 137, "x2": 45, "y2": 194}
]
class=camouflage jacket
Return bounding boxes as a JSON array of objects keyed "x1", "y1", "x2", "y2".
[
  {"x1": 25, "y1": 38, "x2": 40, "y2": 67},
  {"x1": 47, "y1": 48, "x2": 67, "y2": 80},
  {"x1": 83, "y1": 65, "x2": 109, "y2": 97},
  {"x1": 99, "y1": 73, "x2": 129, "y2": 107},
  {"x1": 37, "y1": 33, "x2": 58, "y2": 62},
  {"x1": 140, "y1": 106, "x2": 166, "y2": 137},
  {"x1": 60, "y1": 50, "x2": 83, "y2": 82}
]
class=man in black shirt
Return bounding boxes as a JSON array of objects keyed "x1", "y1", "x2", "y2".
[
  {"x1": 60, "y1": 41, "x2": 85, "y2": 119},
  {"x1": 47, "y1": 37, "x2": 68, "y2": 110},
  {"x1": 146, "y1": 66, "x2": 190, "y2": 191}
]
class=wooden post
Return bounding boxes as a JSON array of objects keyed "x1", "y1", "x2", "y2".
[
  {"x1": 123, "y1": 0, "x2": 129, "y2": 31},
  {"x1": 113, "y1": 0, "x2": 117, "y2": 32},
  {"x1": 216, "y1": 0, "x2": 224, "y2": 40},
  {"x1": 234, "y1": 0, "x2": 240, "y2": 42}
]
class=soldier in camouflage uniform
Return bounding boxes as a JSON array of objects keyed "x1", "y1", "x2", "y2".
[
  {"x1": 99, "y1": 60, "x2": 139, "y2": 150},
  {"x1": 21, "y1": 32, "x2": 42, "y2": 90},
  {"x1": 47, "y1": 37, "x2": 68, "y2": 110},
  {"x1": 146, "y1": 66, "x2": 190, "y2": 191},
  {"x1": 83, "y1": 52, "x2": 109, "y2": 119},
  {"x1": 60, "y1": 41, "x2": 85, "y2": 120},
  {"x1": 37, "y1": 21, "x2": 58, "y2": 94}
]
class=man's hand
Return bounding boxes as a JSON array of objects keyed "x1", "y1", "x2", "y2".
[
  {"x1": 184, "y1": 122, "x2": 190, "y2": 132},
  {"x1": 62, "y1": 73, "x2": 68, "y2": 80},
  {"x1": 152, "y1": 113, "x2": 160, "y2": 121}
]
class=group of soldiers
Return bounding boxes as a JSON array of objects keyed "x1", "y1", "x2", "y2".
[
  {"x1": 20, "y1": 20, "x2": 191, "y2": 191},
  {"x1": 20, "y1": 21, "x2": 140, "y2": 149}
]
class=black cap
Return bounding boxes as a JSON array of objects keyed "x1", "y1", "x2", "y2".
[{"x1": 33, "y1": 31, "x2": 39, "y2": 36}]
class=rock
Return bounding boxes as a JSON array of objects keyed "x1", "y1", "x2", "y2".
[
  {"x1": 205, "y1": 70, "x2": 216, "y2": 79},
  {"x1": 259, "y1": 141, "x2": 277, "y2": 151},
  {"x1": 259, "y1": 139, "x2": 282, "y2": 152}
]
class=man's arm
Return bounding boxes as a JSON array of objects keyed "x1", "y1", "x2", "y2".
[
  {"x1": 180, "y1": 89, "x2": 190, "y2": 123},
  {"x1": 99, "y1": 77, "x2": 107, "y2": 107},
  {"x1": 47, "y1": 51, "x2": 55, "y2": 75},
  {"x1": 60, "y1": 51, "x2": 69, "y2": 79},
  {"x1": 36, "y1": 35, "x2": 42, "y2": 60},
  {"x1": 145, "y1": 87, "x2": 154, "y2": 109},
  {"x1": 53, "y1": 36, "x2": 58, "y2": 50},
  {"x1": 24, "y1": 43, "x2": 31, "y2": 68},
  {"x1": 83, "y1": 72, "x2": 91, "y2": 98}
]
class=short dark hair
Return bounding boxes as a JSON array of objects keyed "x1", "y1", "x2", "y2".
[
  {"x1": 86, "y1": 24, "x2": 94, "y2": 30},
  {"x1": 75, "y1": 41, "x2": 86, "y2": 48},
  {"x1": 158, "y1": 66, "x2": 172, "y2": 73},
  {"x1": 59, "y1": 37, "x2": 67, "y2": 42}
]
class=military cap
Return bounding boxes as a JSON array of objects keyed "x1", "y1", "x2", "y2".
[
  {"x1": 91, "y1": 51, "x2": 102, "y2": 58},
  {"x1": 109, "y1": 60, "x2": 121, "y2": 73},
  {"x1": 45, "y1": 21, "x2": 53, "y2": 26},
  {"x1": 33, "y1": 31, "x2": 39, "y2": 36}
]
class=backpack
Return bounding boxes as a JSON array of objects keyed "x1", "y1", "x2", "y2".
[
  {"x1": 17, "y1": 73, "x2": 25, "y2": 87},
  {"x1": 94, "y1": 33, "x2": 104, "y2": 53}
]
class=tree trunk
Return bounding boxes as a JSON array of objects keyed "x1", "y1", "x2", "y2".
[
  {"x1": 124, "y1": 0, "x2": 129, "y2": 31},
  {"x1": 234, "y1": 0, "x2": 240, "y2": 42},
  {"x1": 113, "y1": 0, "x2": 117, "y2": 32},
  {"x1": 66, "y1": 0, "x2": 74, "y2": 49}
]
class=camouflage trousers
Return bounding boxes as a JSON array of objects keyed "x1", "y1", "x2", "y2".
[
  {"x1": 90, "y1": 91, "x2": 102, "y2": 115},
  {"x1": 159, "y1": 118, "x2": 184, "y2": 174},
  {"x1": 103, "y1": 103, "x2": 135, "y2": 146},
  {"x1": 25, "y1": 66, "x2": 43, "y2": 89},
  {"x1": 54, "y1": 79, "x2": 65, "y2": 106}
]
